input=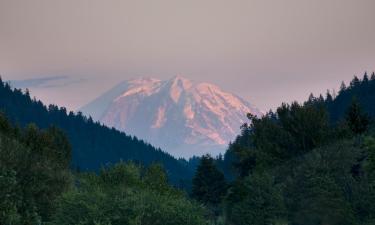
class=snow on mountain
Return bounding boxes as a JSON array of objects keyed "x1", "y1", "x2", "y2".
[{"x1": 80, "y1": 76, "x2": 262, "y2": 158}]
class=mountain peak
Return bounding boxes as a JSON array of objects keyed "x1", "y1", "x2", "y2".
[
  {"x1": 167, "y1": 75, "x2": 193, "y2": 102},
  {"x1": 171, "y1": 74, "x2": 188, "y2": 80},
  {"x1": 126, "y1": 77, "x2": 161, "y2": 84},
  {"x1": 80, "y1": 77, "x2": 262, "y2": 158}
]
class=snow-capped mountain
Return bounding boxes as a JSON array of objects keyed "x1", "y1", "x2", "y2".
[{"x1": 80, "y1": 76, "x2": 262, "y2": 158}]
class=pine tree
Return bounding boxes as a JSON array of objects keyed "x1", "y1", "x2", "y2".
[
  {"x1": 371, "y1": 72, "x2": 375, "y2": 81},
  {"x1": 192, "y1": 155, "x2": 227, "y2": 206},
  {"x1": 346, "y1": 99, "x2": 369, "y2": 136},
  {"x1": 364, "y1": 137, "x2": 375, "y2": 179},
  {"x1": 0, "y1": 170, "x2": 22, "y2": 225},
  {"x1": 326, "y1": 90, "x2": 333, "y2": 102},
  {"x1": 363, "y1": 72, "x2": 369, "y2": 83},
  {"x1": 307, "y1": 93, "x2": 316, "y2": 104},
  {"x1": 227, "y1": 172, "x2": 285, "y2": 225},
  {"x1": 318, "y1": 94, "x2": 324, "y2": 103},
  {"x1": 0, "y1": 78, "x2": 193, "y2": 185},
  {"x1": 339, "y1": 81, "x2": 347, "y2": 94},
  {"x1": 143, "y1": 163, "x2": 169, "y2": 192},
  {"x1": 350, "y1": 76, "x2": 361, "y2": 88}
]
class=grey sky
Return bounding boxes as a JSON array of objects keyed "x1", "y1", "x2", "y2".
[{"x1": 1, "y1": 0, "x2": 375, "y2": 111}]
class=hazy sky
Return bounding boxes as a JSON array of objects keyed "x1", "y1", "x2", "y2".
[{"x1": 1, "y1": 0, "x2": 375, "y2": 111}]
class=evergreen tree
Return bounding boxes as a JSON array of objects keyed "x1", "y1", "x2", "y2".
[
  {"x1": 143, "y1": 163, "x2": 169, "y2": 192},
  {"x1": 325, "y1": 72, "x2": 375, "y2": 122},
  {"x1": 0, "y1": 79, "x2": 194, "y2": 185},
  {"x1": 0, "y1": 114, "x2": 72, "y2": 223},
  {"x1": 371, "y1": 72, "x2": 375, "y2": 81},
  {"x1": 52, "y1": 163, "x2": 208, "y2": 225},
  {"x1": 0, "y1": 170, "x2": 22, "y2": 225},
  {"x1": 364, "y1": 137, "x2": 375, "y2": 179},
  {"x1": 218, "y1": 71, "x2": 375, "y2": 224},
  {"x1": 226, "y1": 172, "x2": 285, "y2": 225},
  {"x1": 346, "y1": 99, "x2": 369, "y2": 136},
  {"x1": 318, "y1": 94, "x2": 324, "y2": 103},
  {"x1": 289, "y1": 174, "x2": 355, "y2": 225},
  {"x1": 308, "y1": 93, "x2": 315, "y2": 103},
  {"x1": 340, "y1": 81, "x2": 347, "y2": 93},
  {"x1": 192, "y1": 155, "x2": 227, "y2": 206},
  {"x1": 326, "y1": 90, "x2": 333, "y2": 103},
  {"x1": 350, "y1": 76, "x2": 361, "y2": 88},
  {"x1": 286, "y1": 143, "x2": 358, "y2": 225},
  {"x1": 363, "y1": 72, "x2": 369, "y2": 83},
  {"x1": 253, "y1": 102, "x2": 329, "y2": 163}
]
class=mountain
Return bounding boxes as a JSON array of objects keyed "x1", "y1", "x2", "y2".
[
  {"x1": 0, "y1": 78, "x2": 194, "y2": 185},
  {"x1": 80, "y1": 76, "x2": 262, "y2": 157}
]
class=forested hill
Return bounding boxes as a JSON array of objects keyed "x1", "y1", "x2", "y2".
[
  {"x1": 0, "y1": 114, "x2": 208, "y2": 224},
  {"x1": 203, "y1": 72, "x2": 375, "y2": 224},
  {"x1": 326, "y1": 72, "x2": 375, "y2": 122},
  {"x1": 0, "y1": 78, "x2": 193, "y2": 184}
]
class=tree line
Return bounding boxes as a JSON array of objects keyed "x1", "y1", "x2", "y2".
[
  {"x1": 0, "y1": 113, "x2": 208, "y2": 224},
  {"x1": 0, "y1": 77, "x2": 194, "y2": 186},
  {"x1": 2, "y1": 73, "x2": 375, "y2": 224},
  {"x1": 190, "y1": 73, "x2": 375, "y2": 225}
]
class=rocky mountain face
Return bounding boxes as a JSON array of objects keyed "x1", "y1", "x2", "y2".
[{"x1": 80, "y1": 76, "x2": 262, "y2": 157}]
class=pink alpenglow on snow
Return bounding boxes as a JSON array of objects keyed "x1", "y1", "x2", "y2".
[{"x1": 80, "y1": 76, "x2": 262, "y2": 158}]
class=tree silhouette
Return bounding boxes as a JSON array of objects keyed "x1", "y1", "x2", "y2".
[
  {"x1": 192, "y1": 154, "x2": 227, "y2": 206},
  {"x1": 346, "y1": 99, "x2": 369, "y2": 136}
]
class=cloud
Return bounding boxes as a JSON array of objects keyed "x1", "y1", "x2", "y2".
[{"x1": 8, "y1": 76, "x2": 86, "y2": 89}]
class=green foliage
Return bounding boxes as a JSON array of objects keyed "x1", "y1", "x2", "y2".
[
  {"x1": 0, "y1": 79, "x2": 194, "y2": 185},
  {"x1": 143, "y1": 163, "x2": 170, "y2": 192},
  {"x1": 3, "y1": 73, "x2": 375, "y2": 225},
  {"x1": 0, "y1": 114, "x2": 72, "y2": 224},
  {"x1": 238, "y1": 101, "x2": 330, "y2": 171},
  {"x1": 0, "y1": 83, "x2": 207, "y2": 224},
  {"x1": 52, "y1": 162, "x2": 208, "y2": 225},
  {"x1": 219, "y1": 75, "x2": 375, "y2": 225},
  {"x1": 285, "y1": 142, "x2": 359, "y2": 225},
  {"x1": 346, "y1": 99, "x2": 370, "y2": 136},
  {"x1": 328, "y1": 73, "x2": 375, "y2": 122},
  {"x1": 364, "y1": 136, "x2": 375, "y2": 178},
  {"x1": 0, "y1": 169, "x2": 21, "y2": 225},
  {"x1": 192, "y1": 155, "x2": 227, "y2": 206},
  {"x1": 225, "y1": 172, "x2": 285, "y2": 225},
  {"x1": 99, "y1": 162, "x2": 142, "y2": 188},
  {"x1": 225, "y1": 126, "x2": 256, "y2": 178}
]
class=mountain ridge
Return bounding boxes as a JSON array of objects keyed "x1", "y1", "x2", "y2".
[{"x1": 0, "y1": 78, "x2": 193, "y2": 184}]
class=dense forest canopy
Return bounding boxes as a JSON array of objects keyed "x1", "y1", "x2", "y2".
[
  {"x1": 2, "y1": 73, "x2": 375, "y2": 225},
  {"x1": 0, "y1": 77, "x2": 194, "y2": 185},
  {"x1": 0, "y1": 114, "x2": 208, "y2": 224},
  {"x1": 201, "y1": 73, "x2": 375, "y2": 225},
  {"x1": 327, "y1": 72, "x2": 375, "y2": 122}
]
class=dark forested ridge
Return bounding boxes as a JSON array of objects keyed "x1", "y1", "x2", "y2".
[
  {"x1": 2, "y1": 73, "x2": 375, "y2": 225},
  {"x1": 193, "y1": 73, "x2": 375, "y2": 224},
  {"x1": 0, "y1": 78, "x2": 193, "y2": 184},
  {"x1": 326, "y1": 72, "x2": 375, "y2": 122},
  {"x1": 0, "y1": 115, "x2": 207, "y2": 224}
]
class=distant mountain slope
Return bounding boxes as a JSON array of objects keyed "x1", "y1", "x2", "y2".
[
  {"x1": 81, "y1": 76, "x2": 262, "y2": 157},
  {"x1": 0, "y1": 78, "x2": 193, "y2": 184}
]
